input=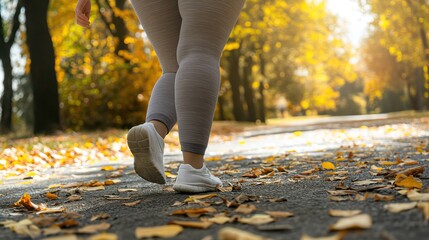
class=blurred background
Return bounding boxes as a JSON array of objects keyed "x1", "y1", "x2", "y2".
[{"x1": 0, "y1": 0, "x2": 428, "y2": 136}]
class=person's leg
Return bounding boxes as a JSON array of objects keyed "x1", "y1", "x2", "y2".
[
  {"x1": 129, "y1": 0, "x2": 181, "y2": 135},
  {"x1": 176, "y1": 0, "x2": 245, "y2": 167},
  {"x1": 128, "y1": 0, "x2": 181, "y2": 184},
  {"x1": 172, "y1": 0, "x2": 245, "y2": 192}
]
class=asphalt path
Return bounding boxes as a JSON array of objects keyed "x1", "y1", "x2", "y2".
[{"x1": 1, "y1": 115, "x2": 429, "y2": 240}]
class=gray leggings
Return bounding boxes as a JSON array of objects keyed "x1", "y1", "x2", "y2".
[{"x1": 130, "y1": 0, "x2": 245, "y2": 155}]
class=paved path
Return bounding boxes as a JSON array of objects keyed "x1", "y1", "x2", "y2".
[{"x1": 1, "y1": 115, "x2": 429, "y2": 240}]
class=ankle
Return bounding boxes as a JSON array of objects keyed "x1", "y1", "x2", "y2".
[
  {"x1": 183, "y1": 151, "x2": 204, "y2": 169},
  {"x1": 149, "y1": 120, "x2": 168, "y2": 139}
]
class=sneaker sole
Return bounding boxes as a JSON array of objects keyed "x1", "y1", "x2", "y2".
[{"x1": 127, "y1": 125, "x2": 166, "y2": 184}]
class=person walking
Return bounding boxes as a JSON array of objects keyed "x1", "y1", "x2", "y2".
[{"x1": 75, "y1": 0, "x2": 245, "y2": 193}]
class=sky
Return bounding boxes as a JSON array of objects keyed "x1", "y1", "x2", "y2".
[{"x1": 325, "y1": 0, "x2": 374, "y2": 48}]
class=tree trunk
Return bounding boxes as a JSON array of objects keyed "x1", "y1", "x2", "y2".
[
  {"x1": 258, "y1": 51, "x2": 266, "y2": 123},
  {"x1": 242, "y1": 54, "x2": 257, "y2": 122},
  {"x1": 228, "y1": 49, "x2": 246, "y2": 121},
  {"x1": 0, "y1": 52, "x2": 13, "y2": 133},
  {"x1": 414, "y1": 67, "x2": 425, "y2": 111},
  {"x1": 258, "y1": 81, "x2": 266, "y2": 123},
  {"x1": 23, "y1": 0, "x2": 61, "y2": 134},
  {"x1": 0, "y1": 1, "x2": 23, "y2": 134},
  {"x1": 217, "y1": 94, "x2": 226, "y2": 121}
]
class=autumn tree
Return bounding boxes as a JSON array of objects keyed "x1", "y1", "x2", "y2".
[{"x1": 361, "y1": 0, "x2": 429, "y2": 110}]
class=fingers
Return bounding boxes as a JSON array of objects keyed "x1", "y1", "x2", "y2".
[
  {"x1": 75, "y1": 0, "x2": 91, "y2": 28},
  {"x1": 76, "y1": 12, "x2": 90, "y2": 28}
]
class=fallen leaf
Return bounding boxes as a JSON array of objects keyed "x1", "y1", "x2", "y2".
[
  {"x1": 322, "y1": 162, "x2": 336, "y2": 170},
  {"x1": 207, "y1": 216, "x2": 232, "y2": 224},
  {"x1": 325, "y1": 176, "x2": 348, "y2": 181},
  {"x1": 104, "y1": 180, "x2": 115, "y2": 186},
  {"x1": 242, "y1": 168, "x2": 262, "y2": 178},
  {"x1": 257, "y1": 224, "x2": 293, "y2": 231},
  {"x1": 46, "y1": 192, "x2": 59, "y2": 200},
  {"x1": 118, "y1": 188, "x2": 138, "y2": 193},
  {"x1": 84, "y1": 186, "x2": 105, "y2": 191},
  {"x1": 394, "y1": 174, "x2": 423, "y2": 189},
  {"x1": 91, "y1": 213, "x2": 110, "y2": 221},
  {"x1": 66, "y1": 195, "x2": 82, "y2": 202},
  {"x1": 407, "y1": 189, "x2": 429, "y2": 201},
  {"x1": 88, "y1": 233, "x2": 118, "y2": 240},
  {"x1": 171, "y1": 207, "x2": 217, "y2": 218},
  {"x1": 104, "y1": 195, "x2": 131, "y2": 200},
  {"x1": 122, "y1": 200, "x2": 141, "y2": 207},
  {"x1": 352, "y1": 179, "x2": 379, "y2": 186},
  {"x1": 328, "y1": 209, "x2": 361, "y2": 217},
  {"x1": 101, "y1": 166, "x2": 115, "y2": 171},
  {"x1": 384, "y1": 202, "x2": 417, "y2": 213},
  {"x1": 329, "y1": 214, "x2": 372, "y2": 230},
  {"x1": 265, "y1": 211, "x2": 294, "y2": 218},
  {"x1": 78, "y1": 222, "x2": 111, "y2": 234},
  {"x1": 301, "y1": 233, "x2": 343, "y2": 240},
  {"x1": 1, "y1": 219, "x2": 41, "y2": 238},
  {"x1": 329, "y1": 196, "x2": 350, "y2": 202},
  {"x1": 417, "y1": 203, "x2": 429, "y2": 222},
  {"x1": 135, "y1": 225, "x2": 183, "y2": 239},
  {"x1": 184, "y1": 194, "x2": 218, "y2": 203},
  {"x1": 301, "y1": 168, "x2": 319, "y2": 175},
  {"x1": 169, "y1": 220, "x2": 213, "y2": 229},
  {"x1": 238, "y1": 214, "x2": 275, "y2": 225},
  {"x1": 267, "y1": 197, "x2": 287, "y2": 203},
  {"x1": 42, "y1": 225, "x2": 62, "y2": 236},
  {"x1": 42, "y1": 235, "x2": 78, "y2": 240},
  {"x1": 218, "y1": 227, "x2": 264, "y2": 240},
  {"x1": 372, "y1": 193, "x2": 395, "y2": 201},
  {"x1": 235, "y1": 204, "x2": 256, "y2": 214},
  {"x1": 57, "y1": 219, "x2": 79, "y2": 228},
  {"x1": 12, "y1": 193, "x2": 41, "y2": 211},
  {"x1": 327, "y1": 190, "x2": 357, "y2": 196},
  {"x1": 37, "y1": 206, "x2": 66, "y2": 215}
]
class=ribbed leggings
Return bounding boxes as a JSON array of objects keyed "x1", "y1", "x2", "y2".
[{"x1": 130, "y1": 0, "x2": 245, "y2": 155}]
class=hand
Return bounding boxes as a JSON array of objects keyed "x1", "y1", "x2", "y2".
[{"x1": 75, "y1": 0, "x2": 91, "y2": 28}]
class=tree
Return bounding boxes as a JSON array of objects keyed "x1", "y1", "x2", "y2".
[
  {"x1": 361, "y1": 0, "x2": 429, "y2": 111},
  {"x1": 23, "y1": 0, "x2": 60, "y2": 134},
  {"x1": 0, "y1": 0, "x2": 22, "y2": 134}
]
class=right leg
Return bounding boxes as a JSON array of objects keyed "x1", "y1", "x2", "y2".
[{"x1": 128, "y1": 0, "x2": 181, "y2": 184}]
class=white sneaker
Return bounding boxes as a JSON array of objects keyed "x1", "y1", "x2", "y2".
[
  {"x1": 127, "y1": 122, "x2": 166, "y2": 184},
  {"x1": 173, "y1": 164, "x2": 222, "y2": 193}
]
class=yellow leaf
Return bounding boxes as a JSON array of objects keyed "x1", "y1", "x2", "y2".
[
  {"x1": 101, "y1": 166, "x2": 115, "y2": 171},
  {"x1": 135, "y1": 225, "x2": 183, "y2": 239},
  {"x1": 394, "y1": 174, "x2": 422, "y2": 189},
  {"x1": 88, "y1": 233, "x2": 118, "y2": 240},
  {"x1": 46, "y1": 192, "x2": 59, "y2": 200},
  {"x1": 322, "y1": 162, "x2": 336, "y2": 170}
]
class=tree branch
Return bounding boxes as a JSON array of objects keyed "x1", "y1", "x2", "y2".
[
  {"x1": 6, "y1": 0, "x2": 23, "y2": 50},
  {"x1": 94, "y1": 0, "x2": 116, "y2": 36}
]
